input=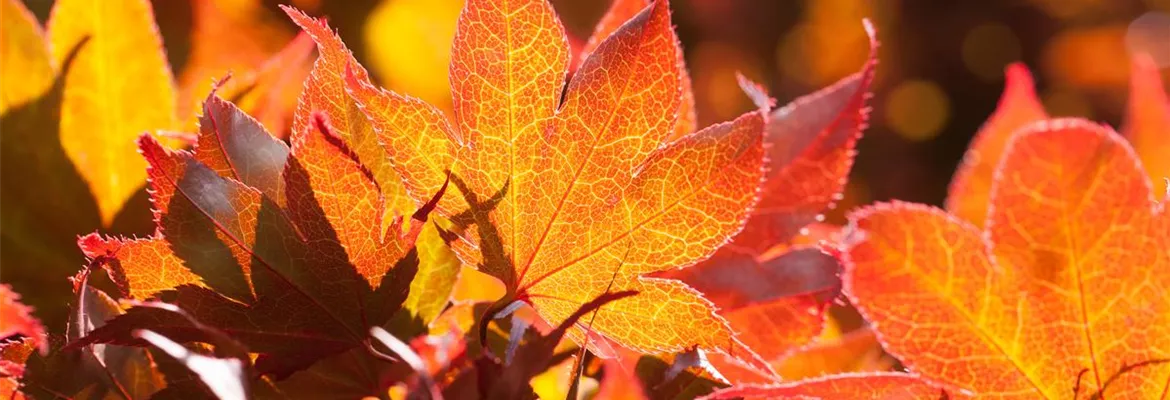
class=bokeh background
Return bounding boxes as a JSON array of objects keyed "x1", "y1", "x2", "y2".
[{"x1": 16, "y1": 0, "x2": 1170, "y2": 224}]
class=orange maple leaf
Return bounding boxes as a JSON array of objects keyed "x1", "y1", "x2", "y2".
[
  {"x1": 842, "y1": 120, "x2": 1170, "y2": 398},
  {"x1": 341, "y1": 0, "x2": 770, "y2": 368}
]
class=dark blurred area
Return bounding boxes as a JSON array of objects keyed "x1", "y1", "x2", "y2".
[{"x1": 20, "y1": 0, "x2": 1170, "y2": 215}]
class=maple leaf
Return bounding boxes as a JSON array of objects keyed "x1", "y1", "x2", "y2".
[
  {"x1": 342, "y1": 0, "x2": 770, "y2": 369},
  {"x1": 71, "y1": 110, "x2": 449, "y2": 378},
  {"x1": 837, "y1": 120, "x2": 1170, "y2": 398}
]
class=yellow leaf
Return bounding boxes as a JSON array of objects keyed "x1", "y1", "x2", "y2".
[
  {"x1": 47, "y1": 0, "x2": 177, "y2": 225},
  {"x1": 0, "y1": 0, "x2": 52, "y2": 114}
]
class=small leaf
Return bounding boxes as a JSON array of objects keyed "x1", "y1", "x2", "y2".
[
  {"x1": 1121, "y1": 54, "x2": 1170, "y2": 182},
  {"x1": 945, "y1": 63, "x2": 1047, "y2": 226}
]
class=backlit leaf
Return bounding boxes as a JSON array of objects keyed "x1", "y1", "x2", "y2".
[
  {"x1": 1122, "y1": 54, "x2": 1170, "y2": 182},
  {"x1": 0, "y1": 285, "x2": 45, "y2": 354},
  {"x1": 47, "y1": 0, "x2": 178, "y2": 225},
  {"x1": 347, "y1": 0, "x2": 769, "y2": 369},
  {"x1": 842, "y1": 120, "x2": 1170, "y2": 398},
  {"x1": 730, "y1": 21, "x2": 877, "y2": 252},
  {"x1": 0, "y1": 0, "x2": 52, "y2": 114},
  {"x1": 288, "y1": 9, "x2": 462, "y2": 326},
  {"x1": 945, "y1": 63, "x2": 1047, "y2": 226},
  {"x1": 660, "y1": 22, "x2": 874, "y2": 378},
  {"x1": 285, "y1": 8, "x2": 412, "y2": 217},
  {"x1": 580, "y1": 0, "x2": 696, "y2": 141}
]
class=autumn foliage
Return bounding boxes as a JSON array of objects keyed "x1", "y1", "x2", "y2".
[{"x1": 1, "y1": 0, "x2": 1167, "y2": 399}]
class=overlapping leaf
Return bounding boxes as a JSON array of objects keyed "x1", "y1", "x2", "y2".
[
  {"x1": 344, "y1": 0, "x2": 770, "y2": 369},
  {"x1": 1, "y1": 0, "x2": 313, "y2": 332},
  {"x1": 73, "y1": 106, "x2": 447, "y2": 378},
  {"x1": 717, "y1": 58, "x2": 1170, "y2": 399},
  {"x1": 286, "y1": 6, "x2": 461, "y2": 328},
  {"x1": 19, "y1": 272, "x2": 166, "y2": 399},
  {"x1": 659, "y1": 20, "x2": 876, "y2": 375}
]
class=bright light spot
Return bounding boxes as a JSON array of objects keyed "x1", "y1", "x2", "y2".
[
  {"x1": 962, "y1": 23, "x2": 1022, "y2": 81},
  {"x1": 1044, "y1": 25, "x2": 1130, "y2": 88},
  {"x1": 885, "y1": 80, "x2": 951, "y2": 142},
  {"x1": 364, "y1": 0, "x2": 463, "y2": 109},
  {"x1": 1127, "y1": 12, "x2": 1170, "y2": 67},
  {"x1": 776, "y1": 0, "x2": 873, "y2": 87},
  {"x1": 692, "y1": 41, "x2": 764, "y2": 123}
]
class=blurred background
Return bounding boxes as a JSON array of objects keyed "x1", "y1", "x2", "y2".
[{"x1": 17, "y1": 0, "x2": 1170, "y2": 216}]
